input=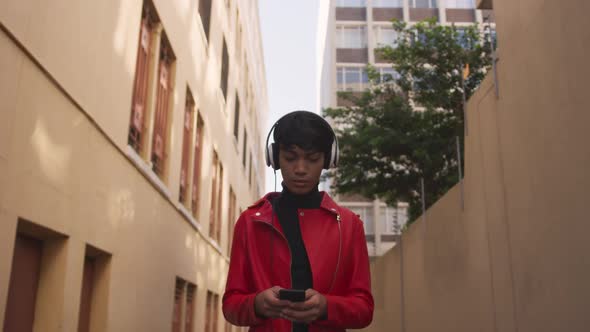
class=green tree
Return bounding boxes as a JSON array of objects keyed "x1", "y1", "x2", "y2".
[{"x1": 324, "y1": 19, "x2": 493, "y2": 223}]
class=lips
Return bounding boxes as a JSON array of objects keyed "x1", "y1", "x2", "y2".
[{"x1": 292, "y1": 180, "x2": 308, "y2": 186}]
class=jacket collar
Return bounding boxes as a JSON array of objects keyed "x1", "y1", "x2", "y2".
[{"x1": 249, "y1": 191, "x2": 340, "y2": 224}]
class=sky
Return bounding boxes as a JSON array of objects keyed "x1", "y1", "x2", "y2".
[{"x1": 258, "y1": 0, "x2": 322, "y2": 193}]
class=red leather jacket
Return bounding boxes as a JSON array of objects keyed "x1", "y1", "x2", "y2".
[{"x1": 223, "y1": 192, "x2": 374, "y2": 331}]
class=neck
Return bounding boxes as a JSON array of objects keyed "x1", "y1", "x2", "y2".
[{"x1": 280, "y1": 183, "x2": 322, "y2": 209}]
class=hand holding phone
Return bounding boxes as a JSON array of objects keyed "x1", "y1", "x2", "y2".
[
  {"x1": 279, "y1": 288, "x2": 328, "y2": 324},
  {"x1": 254, "y1": 286, "x2": 292, "y2": 319}
]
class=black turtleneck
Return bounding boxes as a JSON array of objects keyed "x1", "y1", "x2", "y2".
[{"x1": 273, "y1": 184, "x2": 322, "y2": 332}]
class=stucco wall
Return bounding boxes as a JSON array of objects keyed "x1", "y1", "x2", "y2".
[
  {"x1": 0, "y1": 0, "x2": 265, "y2": 331},
  {"x1": 364, "y1": 0, "x2": 590, "y2": 331}
]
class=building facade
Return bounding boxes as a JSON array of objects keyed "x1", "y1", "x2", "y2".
[
  {"x1": 317, "y1": 0, "x2": 494, "y2": 257},
  {"x1": 0, "y1": 0, "x2": 267, "y2": 331}
]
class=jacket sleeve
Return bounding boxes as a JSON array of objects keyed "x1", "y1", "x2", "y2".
[
  {"x1": 222, "y1": 214, "x2": 265, "y2": 327},
  {"x1": 314, "y1": 213, "x2": 374, "y2": 329}
]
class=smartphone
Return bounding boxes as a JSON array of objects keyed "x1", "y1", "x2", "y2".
[{"x1": 278, "y1": 289, "x2": 306, "y2": 302}]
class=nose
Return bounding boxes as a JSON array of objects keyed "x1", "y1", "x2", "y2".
[{"x1": 293, "y1": 159, "x2": 307, "y2": 175}]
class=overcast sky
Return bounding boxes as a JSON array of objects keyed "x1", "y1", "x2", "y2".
[{"x1": 258, "y1": 0, "x2": 321, "y2": 193}]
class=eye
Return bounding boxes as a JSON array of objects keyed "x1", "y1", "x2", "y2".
[
  {"x1": 307, "y1": 154, "x2": 322, "y2": 162},
  {"x1": 283, "y1": 153, "x2": 296, "y2": 162}
]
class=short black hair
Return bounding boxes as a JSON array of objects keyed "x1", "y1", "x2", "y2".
[{"x1": 273, "y1": 110, "x2": 334, "y2": 155}]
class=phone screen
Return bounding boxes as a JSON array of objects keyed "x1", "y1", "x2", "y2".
[{"x1": 278, "y1": 289, "x2": 306, "y2": 302}]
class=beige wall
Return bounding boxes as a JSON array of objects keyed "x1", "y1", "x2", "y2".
[
  {"x1": 365, "y1": 0, "x2": 590, "y2": 331},
  {"x1": 0, "y1": 0, "x2": 266, "y2": 331}
]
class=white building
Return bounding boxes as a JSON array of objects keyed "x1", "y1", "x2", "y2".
[{"x1": 317, "y1": 0, "x2": 494, "y2": 256}]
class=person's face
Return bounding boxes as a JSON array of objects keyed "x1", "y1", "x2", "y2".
[{"x1": 279, "y1": 145, "x2": 324, "y2": 195}]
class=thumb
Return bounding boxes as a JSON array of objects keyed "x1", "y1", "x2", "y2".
[
  {"x1": 305, "y1": 288, "x2": 317, "y2": 299},
  {"x1": 271, "y1": 286, "x2": 282, "y2": 296}
]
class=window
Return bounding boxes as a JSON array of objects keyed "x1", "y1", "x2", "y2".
[
  {"x1": 199, "y1": 0, "x2": 213, "y2": 41},
  {"x1": 374, "y1": 26, "x2": 399, "y2": 47},
  {"x1": 4, "y1": 235, "x2": 43, "y2": 332},
  {"x1": 411, "y1": 31, "x2": 428, "y2": 46},
  {"x1": 209, "y1": 152, "x2": 223, "y2": 242},
  {"x1": 220, "y1": 37, "x2": 229, "y2": 100},
  {"x1": 455, "y1": 27, "x2": 471, "y2": 48},
  {"x1": 128, "y1": 1, "x2": 175, "y2": 181},
  {"x1": 78, "y1": 246, "x2": 110, "y2": 332},
  {"x1": 205, "y1": 291, "x2": 220, "y2": 332},
  {"x1": 227, "y1": 188, "x2": 237, "y2": 253},
  {"x1": 185, "y1": 283, "x2": 196, "y2": 332},
  {"x1": 78, "y1": 256, "x2": 95, "y2": 332},
  {"x1": 151, "y1": 32, "x2": 175, "y2": 177},
  {"x1": 233, "y1": 94, "x2": 240, "y2": 139},
  {"x1": 336, "y1": 66, "x2": 369, "y2": 91},
  {"x1": 336, "y1": 0, "x2": 366, "y2": 7},
  {"x1": 179, "y1": 90, "x2": 195, "y2": 205},
  {"x1": 378, "y1": 67, "x2": 400, "y2": 83},
  {"x1": 446, "y1": 0, "x2": 474, "y2": 8},
  {"x1": 172, "y1": 278, "x2": 196, "y2": 332},
  {"x1": 336, "y1": 26, "x2": 367, "y2": 48},
  {"x1": 350, "y1": 206, "x2": 374, "y2": 234},
  {"x1": 242, "y1": 130, "x2": 247, "y2": 167},
  {"x1": 485, "y1": 28, "x2": 498, "y2": 49},
  {"x1": 192, "y1": 115, "x2": 205, "y2": 218},
  {"x1": 172, "y1": 279, "x2": 184, "y2": 332},
  {"x1": 373, "y1": 0, "x2": 403, "y2": 7},
  {"x1": 410, "y1": 0, "x2": 438, "y2": 8},
  {"x1": 128, "y1": 3, "x2": 158, "y2": 154}
]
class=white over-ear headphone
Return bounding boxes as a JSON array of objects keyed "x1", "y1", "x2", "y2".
[{"x1": 265, "y1": 111, "x2": 339, "y2": 170}]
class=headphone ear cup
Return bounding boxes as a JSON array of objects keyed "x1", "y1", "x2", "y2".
[
  {"x1": 265, "y1": 143, "x2": 272, "y2": 168},
  {"x1": 331, "y1": 137, "x2": 339, "y2": 168},
  {"x1": 325, "y1": 135, "x2": 339, "y2": 169},
  {"x1": 270, "y1": 143, "x2": 280, "y2": 170}
]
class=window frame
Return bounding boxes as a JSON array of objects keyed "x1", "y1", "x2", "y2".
[
  {"x1": 185, "y1": 283, "x2": 196, "y2": 332},
  {"x1": 209, "y1": 152, "x2": 223, "y2": 243},
  {"x1": 377, "y1": 66, "x2": 401, "y2": 83},
  {"x1": 446, "y1": 0, "x2": 475, "y2": 9},
  {"x1": 336, "y1": 25, "x2": 368, "y2": 49},
  {"x1": 409, "y1": 0, "x2": 438, "y2": 8},
  {"x1": 179, "y1": 89, "x2": 195, "y2": 206},
  {"x1": 205, "y1": 291, "x2": 220, "y2": 332},
  {"x1": 128, "y1": 4, "x2": 159, "y2": 156},
  {"x1": 373, "y1": 25, "x2": 399, "y2": 48},
  {"x1": 336, "y1": 66, "x2": 369, "y2": 91},
  {"x1": 150, "y1": 31, "x2": 176, "y2": 179},
  {"x1": 373, "y1": 0, "x2": 403, "y2": 8},
  {"x1": 336, "y1": 0, "x2": 366, "y2": 7}
]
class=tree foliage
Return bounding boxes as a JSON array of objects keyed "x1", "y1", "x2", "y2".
[{"x1": 324, "y1": 19, "x2": 494, "y2": 222}]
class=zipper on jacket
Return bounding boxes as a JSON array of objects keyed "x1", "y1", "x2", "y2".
[
  {"x1": 254, "y1": 206, "x2": 341, "y2": 332},
  {"x1": 253, "y1": 219, "x2": 294, "y2": 289},
  {"x1": 254, "y1": 219, "x2": 294, "y2": 332}
]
